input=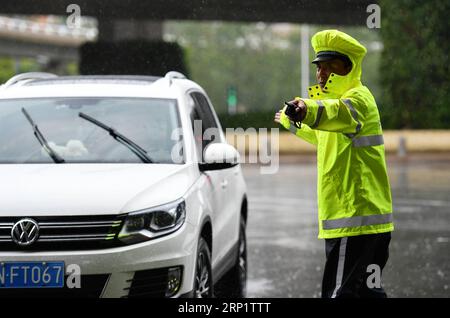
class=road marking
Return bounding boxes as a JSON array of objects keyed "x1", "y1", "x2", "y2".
[
  {"x1": 395, "y1": 198, "x2": 450, "y2": 208},
  {"x1": 436, "y1": 237, "x2": 450, "y2": 243}
]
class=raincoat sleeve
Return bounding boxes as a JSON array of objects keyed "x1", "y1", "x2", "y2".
[
  {"x1": 301, "y1": 97, "x2": 364, "y2": 134},
  {"x1": 279, "y1": 106, "x2": 318, "y2": 146}
]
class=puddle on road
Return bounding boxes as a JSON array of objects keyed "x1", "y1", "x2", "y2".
[{"x1": 246, "y1": 278, "x2": 274, "y2": 297}]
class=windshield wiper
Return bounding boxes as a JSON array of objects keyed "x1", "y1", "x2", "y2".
[
  {"x1": 78, "y1": 112, "x2": 153, "y2": 163},
  {"x1": 21, "y1": 108, "x2": 65, "y2": 164}
]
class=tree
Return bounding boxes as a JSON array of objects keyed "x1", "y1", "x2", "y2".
[
  {"x1": 379, "y1": 0, "x2": 450, "y2": 128},
  {"x1": 165, "y1": 22, "x2": 304, "y2": 115}
]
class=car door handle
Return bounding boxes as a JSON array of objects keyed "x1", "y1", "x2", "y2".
[{"x1": 220, "y1": 180, "x2": 228, "y2": 189}]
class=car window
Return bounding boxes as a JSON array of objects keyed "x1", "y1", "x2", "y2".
[
  {"x1": 191, "y1": 92, "x2": 219, "y2": 130},
  {"x1": 189, "y1": 92, "x2": 221, "y2": 161},
  {"x1": 0, "y1": 97, "x2": 183, "y2": 164}
]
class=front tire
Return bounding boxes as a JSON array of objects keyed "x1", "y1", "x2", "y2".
[{"x1": 194, "y1": 237, "x2": 214, "y2": 298}]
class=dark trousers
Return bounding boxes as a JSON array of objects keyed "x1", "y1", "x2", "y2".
[{"x1": 322, "y1": 232, "x2": 391, "y2": 298}]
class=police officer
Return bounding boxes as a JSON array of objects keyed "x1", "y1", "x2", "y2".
[{"x1": 275, "y1": 30, "x2": 394, "y2": 298}]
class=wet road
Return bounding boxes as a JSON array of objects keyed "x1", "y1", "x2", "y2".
[{"x1": 242, "y1": 155, "x2": 450, "y2": 298}]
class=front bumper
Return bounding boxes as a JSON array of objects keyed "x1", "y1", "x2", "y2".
[{"x1": 0, "y1": 222, "x2": 198, "y2": 298}]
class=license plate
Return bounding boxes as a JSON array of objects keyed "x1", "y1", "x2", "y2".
[{"x1": 0, "y1": 262, "x2": 64, "y2": 288}]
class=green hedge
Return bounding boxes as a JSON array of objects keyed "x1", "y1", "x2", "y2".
[
  {"x1": 217, "y1": 105, "x2": 399, "y2": 131},
  {"x1": 217, "y1": 111, "x2": 280, "y2": 130}
]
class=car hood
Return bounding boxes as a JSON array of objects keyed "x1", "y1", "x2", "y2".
[{"x1": 0, "y1": 164, "x2": 198, "y2": 216}]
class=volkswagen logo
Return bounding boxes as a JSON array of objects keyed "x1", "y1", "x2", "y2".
[{"x1": 11, "y1": 218, "x2": 39, "y2": 246}]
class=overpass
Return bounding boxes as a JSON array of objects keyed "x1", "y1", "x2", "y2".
[
  {"x1": 0, "y1": 0, "x2": 377, "y2": 25},
  {"x1": 0, "y1": 15, "x2": 96, "y2": 61}
]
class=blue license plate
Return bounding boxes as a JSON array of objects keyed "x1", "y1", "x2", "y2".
[{"x1": 0, "y1": 262, "x2": 64, "y2": 288}]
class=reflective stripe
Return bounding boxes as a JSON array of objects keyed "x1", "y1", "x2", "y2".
[
  {"x1": 342, "y1": 99, "x2": 361, "y2": 134},
  {"x1": 310, "y1": 100, "x2": 324, "y2": 128},
  {"x1": 322, "y1": 213, "x2": 393, "y2": 230},
  {"x1": 289, "y1": 121, "x2": 298, "y2": 134},
  {"x1": 331, "y1": 237, "x2": 347, "y2": 298},
  {"x1": 352, "y1": 135, "x2": 384, "y2": 147}
]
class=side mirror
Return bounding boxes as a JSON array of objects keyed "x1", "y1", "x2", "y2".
[{"x1": 199, "y1": 143, "x2": 240, "y2": 171}]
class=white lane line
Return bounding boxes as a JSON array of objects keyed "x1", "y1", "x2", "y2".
[
  {"x1": 251, "y1": 197, "x2": 450, "y2": 208},
  {"x1": 436, "y1": 237, "x2": 450, "y2": 243},
  {"x1": 395, "y1": 198, "x2": 450, "y2": 208}
]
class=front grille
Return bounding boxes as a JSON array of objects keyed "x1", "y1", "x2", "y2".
[
  {"x1": 125, "y1": 267, "x2": 182, "y2": 298},
  {"x1": 0, "y1": 274, "x2": 109, "y2": 298},
  {"x1": 0, "y1": 215, "x2": 125, "y2": 251}
]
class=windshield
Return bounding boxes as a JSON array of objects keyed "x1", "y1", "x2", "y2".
[{"x1": 0, "y1": 97, "x2": 183, "y2": 164}]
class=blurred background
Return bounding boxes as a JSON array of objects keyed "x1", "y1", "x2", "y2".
[{"x1": 0, "y1": 0, "x2": 448, "y2": 297}]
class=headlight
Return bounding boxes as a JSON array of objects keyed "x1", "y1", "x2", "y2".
[{"x1": 119, "y1": 198, "x2": 186, "y2": 244}]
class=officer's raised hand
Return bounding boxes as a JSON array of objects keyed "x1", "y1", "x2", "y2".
[{"x1": 284, "y1": 99, "x2": 307, "y2": 123}]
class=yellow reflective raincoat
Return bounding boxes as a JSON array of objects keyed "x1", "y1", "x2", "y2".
[{"x1": 279, "y1": 30, "x2": 394, "y2": 239}]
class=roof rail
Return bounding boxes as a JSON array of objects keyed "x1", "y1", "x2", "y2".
[
  {"x1": 164, "y1": 71, "x2": 187, "y2": 86},
  {"x1": 2, "y1": 72, "x2": 58, "y2": 88}
]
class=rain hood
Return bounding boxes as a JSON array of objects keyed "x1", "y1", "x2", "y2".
[{"x1": 307, "y1": 29, "x2": 368, "y2": 98}]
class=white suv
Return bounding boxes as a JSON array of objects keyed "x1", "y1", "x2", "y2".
[{"x1": 0, "y1": 72, "x2": 247, "y2": 298}]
